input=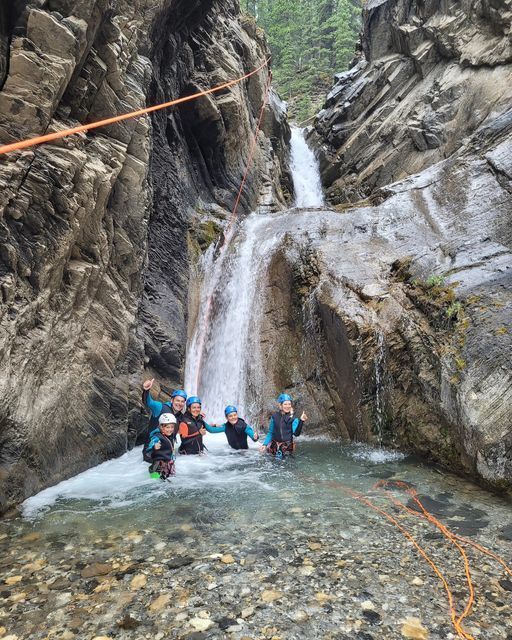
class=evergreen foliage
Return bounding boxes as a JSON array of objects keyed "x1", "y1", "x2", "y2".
[{"x1": 245, "y1": 0, "x2": 362, "y2": 121}]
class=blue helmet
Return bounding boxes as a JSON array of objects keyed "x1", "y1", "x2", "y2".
[
  {"x1": 224, "y1": 405, "x2": 238, "y2": 417},
  {"x1": 171, "y1": 389, "x2": 187, "y2": 400},
  {"x1": 277, "y1": 393, "x2": 292, "y2": 404},
  {"x1": 186, "y1": 395, "x2": 201, "y2": 407}
]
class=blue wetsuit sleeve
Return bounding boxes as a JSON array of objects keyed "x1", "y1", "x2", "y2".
[
  {"x1": 145, "y1": 391, "x2": 163, "y2": 418},
  {"x1": 204, "y1": 422, "x2": 225, "y2": 434},
  {"x1": 245, "y1": 425, "x2": 258, "y2": 441},
  {"x1": 292, "y1": 417, "x2": 304, "y2": 436},
  {"x1": 263, "y1": 417, "x2": 275, "y2": 446},
  {"x1": 147, "y1": 434, "x2": 160, "y2": 452}
]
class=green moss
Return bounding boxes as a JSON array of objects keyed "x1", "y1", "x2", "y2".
[{"x1": 426, "y1": 274, "x2": 446, "y2": 288}]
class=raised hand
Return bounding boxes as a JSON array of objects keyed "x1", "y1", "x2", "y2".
[
  {"x1": 300, "y1": 412, "x2": 308, "y2": 421},
  {"x1": 143, "y1": 378, "x2": 155, "y2": 391}
]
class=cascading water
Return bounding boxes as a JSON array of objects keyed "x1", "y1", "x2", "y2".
[
  {"x1": 185, "y1": 214, "x2": 284, "y2": 422},
  {"x1": 185, "y1": 128, "x2": 324, "y2": 423},
  {"x1": 290, "y1": 126, "x2": 325, "y2": 208},
  {"x1": 374, "y1": 331, "x2": 386, "y2": 445}
]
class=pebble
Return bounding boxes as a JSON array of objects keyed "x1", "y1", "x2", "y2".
[
  {"x1": 361, "y1": 600, "x2": 376, "y2": 611},
  {"x1": 411, "y1": 577, "x2": 424, "y2": 586},
  {"x1": 221, "y1": 554, "x2": 235, "y2": 564},
  {"x1": 189, "y1": 617, "x2": 214, "y2": 631},
  {"x1": 261, "y1": 589, "x2": 282, "y2": 603},
  {"x1": 401, "y1": 617, "x2": 429, "y2": 639},
  {"x1": 81, "y1": 563, "x2": 112, "y2": 578},
  {"x1": 130, "y1": 574, "x2": 147, "y2": 590},
  {"x1": 290, "y1": 610, "x2": 309, "y2": 623},
  {"x1": 4, "y1": 576, "x2": 22, "y2": 585},
  {"x1": 149, "y1": 593, "x2": 171, "y2": 612},
  {"x1": 241, "y1": 606, "x2": 255, "y2": 619},
  {"x1": 21, "y1": 532, "x2": 41, "y2": 542}
]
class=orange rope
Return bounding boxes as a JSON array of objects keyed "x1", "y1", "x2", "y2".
[
  {"x1": 453, "y1": 534, "x2": 512, "y2": 578},
  {"x1": 374, "y1": 481, "x2": 476, "y2": 632},
  {"x1": 0, "y1": 57, "x2": 270, "y2": 155},
  {"x1": 371, "y1": 479, "x2": 512, "y2": 637},
  {"x1": 335, "y1": 483, "x2": 474, "y2": 640}
]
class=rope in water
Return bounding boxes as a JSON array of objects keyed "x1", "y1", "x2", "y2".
[
  {"x1": 0, "y1": 57, "x2": 270, "y2": 155},
  {"x1": 309, "y1": 476, "x2": 512, "y2": 639}
]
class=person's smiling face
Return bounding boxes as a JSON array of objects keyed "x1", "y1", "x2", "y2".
[
  {"x1": 190, "y1": 403, "x2": 201, "y2": 417},
  {"x1": 227, "y1": 412, "x2": 238, "y2": 424},
  {"x1": 281, "y1": 400, "x2": 292, "y2": 413},
  {"x1": 172, "y1": 396, "x2": 185, "y2": 413}
]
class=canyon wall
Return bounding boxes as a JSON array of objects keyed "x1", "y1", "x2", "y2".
[{"x1": 0, "y1": 0, "x2": 289, "y2": 511}]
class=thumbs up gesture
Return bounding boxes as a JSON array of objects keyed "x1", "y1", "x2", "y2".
[
  {"x1": 143, "y1": 378, "x2": 154, "y2": 391},
  {"x1": 300, "y1": 412, "x2": 308, "y2": 422}
]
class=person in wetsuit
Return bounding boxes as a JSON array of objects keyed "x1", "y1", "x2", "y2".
[
  {"x1": 215, "y1": 405, "x2": 259, "y2": 450},
  {"x1": 178, "y1": 396, "x2": 223, "y2": 455},
  {"x1": 147, "y1": 413, "x2": 177, "y2": 480},
  {"x1": 260, "y1": 393, "x2": 308, "y2": 458},
  {"x1": 141, "y1": 378, "x2": 186, "y2": 462}
]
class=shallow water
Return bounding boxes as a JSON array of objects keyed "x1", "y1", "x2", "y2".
[{"x1": 2, "y1": 438, "x2": 511, "y2": 639}]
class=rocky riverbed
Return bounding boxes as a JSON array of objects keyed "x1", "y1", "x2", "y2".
[{"x1": 1, "y1": 439, "x2": 511, "y2": 639}]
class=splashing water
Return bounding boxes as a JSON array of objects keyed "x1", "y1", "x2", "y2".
[
  {"x1": 374, "y1": 331, "x2": 386, "y2": 444},
  {"x1": 185, "y1": 128, "x2": 325, "y2": 423},
  {"x1": 185, "y1": 214, "x2": 286, "y2": 423},
  {"x1": 290, "y1": 126, "x2": 325, "y2": 208}
]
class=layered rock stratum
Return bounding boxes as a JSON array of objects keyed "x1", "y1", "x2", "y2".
[
  {"x1": 272, "y1": 0, "x2": 512, "y2": 490},
  {"x1": 0, "y1": 0, "x2": 289, "y2": 511}
]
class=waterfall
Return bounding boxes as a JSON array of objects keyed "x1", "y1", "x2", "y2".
[
  {"x1": 185, "y1": 128, "x2": 324, "y2": 424},
  {"x1": 374, "y1": 331, "x2": 386, "y2": 445},
  {"x1": 184, "y1": 214, "x2": 284, "y2": 422},
  {"x1": 290, "y1": 126, "x2": 324, "y2": 208}
]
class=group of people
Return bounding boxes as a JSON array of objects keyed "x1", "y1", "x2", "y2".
[{"x1": 141, "y1": 379, "x2": 308, "y2": 480}]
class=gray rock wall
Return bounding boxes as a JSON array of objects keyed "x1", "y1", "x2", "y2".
[
  {"x1": 303, "y1": 0, "x2": 512, "y2": 491},
  {"x1": 311, "y1": 0, "x2": 512, "y2": 203},
  {"x1": 0, "y1": 0, "x2": 289, "y2": 511}
]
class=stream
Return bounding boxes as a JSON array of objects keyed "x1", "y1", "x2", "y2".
[{"x1": 1, "y1": 130, "x2": 511, "y2": 640}]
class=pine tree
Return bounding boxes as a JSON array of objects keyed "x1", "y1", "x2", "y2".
[{"x1": 246, "y1": 0, "x2": 362, "y2": 121}]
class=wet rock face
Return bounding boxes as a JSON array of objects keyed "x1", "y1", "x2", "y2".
[
  {"x1": 266, "y1": 127, "x2": 511, "y2": 487},
  {"x1": 145, "y1": 0, "x2": 290, "y2": 388},
  {"x1": 310, "y1": 0, "x2": 512, "y2": 203},
  {"x1": 0, "y1": 0, "x2": 289, "y2": 511},
  {"x1": 298, "y1": 0, "x2": 512, "y2": 489}
]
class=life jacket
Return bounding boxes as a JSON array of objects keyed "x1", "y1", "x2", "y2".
[
  {"x1": 225, "y1": 418, "x2": 249, "y2": 450},
  {"x1": 270, "y1": 411, "x2": 294, "y2": 443},
  {"x1": 178, "y1": 412, "x2": 205, "y2": 455},
  {"x1": 141, "y1": 390, "x2": 182, "y2": 461},
  {"x1": 150, "y1": 433, "x2": 175, "y2": 462}
]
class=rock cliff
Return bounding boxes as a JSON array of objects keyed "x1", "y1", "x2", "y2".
[
  {"x1": 310, "y1": 0, "x2": 512, "y2": 204},
  {"x1": 285, "y1": 0, "x2": 512, "y2": 490},
  {"x1": 0, "y1": 0, "x2": 289, "y2": 511}
]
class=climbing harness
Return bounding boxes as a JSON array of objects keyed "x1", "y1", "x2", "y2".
[
  {"x1": 149, "y1": 458, "x2": 175, "y2": 480},
  {"x1": 0, "y1": 58, "x2": 270, "y2": 155},
  {"x1": 268, "y1": 440, "x2": 295, "y2": 458}
]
